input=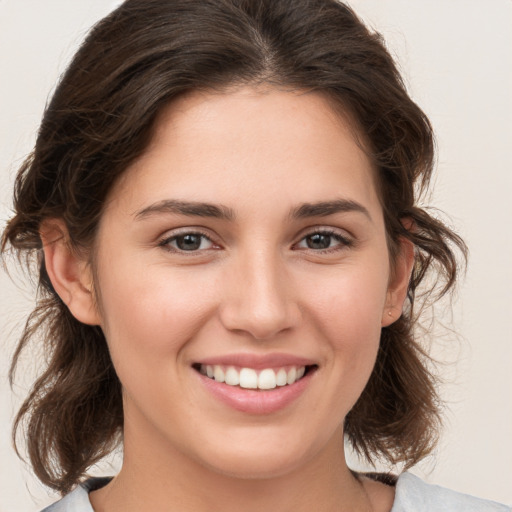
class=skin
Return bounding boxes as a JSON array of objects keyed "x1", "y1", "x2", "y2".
[{"x1": 42, "y1": 87, "x2": 413, "y2": 512}]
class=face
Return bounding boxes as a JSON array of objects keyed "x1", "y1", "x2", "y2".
[{"x1": 87, "y1": 87, "x2": 409, "y2": 478}]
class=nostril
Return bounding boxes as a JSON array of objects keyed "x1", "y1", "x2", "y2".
[{"x1": 218, "y1": 284, "x2": 301, "y2": 340}]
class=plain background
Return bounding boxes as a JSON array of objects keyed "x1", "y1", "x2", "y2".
[{"x1": 1, "y1": 1, "x2": 511, "y2": 510}]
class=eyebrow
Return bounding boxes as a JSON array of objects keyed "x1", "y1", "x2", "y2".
[
  {"x1": 134, "y1": 198, "x2": 370, "y2": 222},
  {"x1": 134, "y1": 199, "x2": 235, "y2": 221},
  {"x1": 290, "y1": 199, "x2": 371, "y2": 221}
]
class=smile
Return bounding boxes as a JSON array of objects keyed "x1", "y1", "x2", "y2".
[{"x1": 198, "y1": 364, "x2": 307, "y2": 390}]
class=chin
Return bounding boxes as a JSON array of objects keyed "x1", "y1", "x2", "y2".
[
  {"x1": 200, "y1": 450, "x2": 306, "y2": 480},
  {"x1": 189, "y1": 426, "x2": 335, "y2": 481}
]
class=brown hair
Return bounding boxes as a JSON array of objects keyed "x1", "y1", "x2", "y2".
[{"x1": 2, "y1": 0, "x2": 466, "y2": 494}]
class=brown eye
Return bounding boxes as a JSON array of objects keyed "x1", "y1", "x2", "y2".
[
  {"x1": 175, "y1": 234, "x2": 203, "y2": 251},
  {"x1": 305, "y1": 233, "x2": 333, "y2": 250},
  {"x1": 160, "y1": 232, "x2": 215, "y2": 252},
  {"x1": 295, "y1": 230, "x2": 353, "y2": 252}
]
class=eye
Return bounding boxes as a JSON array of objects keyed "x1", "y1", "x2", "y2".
[
  {"x1": 159, "y1": 232, "x2": 216, "y2": 252},
  {"x1": 295, "y1": 230, "x2": 352, "y2": 252}
]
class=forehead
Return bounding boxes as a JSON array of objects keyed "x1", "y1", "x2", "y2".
[{"x1": 107, "y1": 86, "x2": 381, "y2": 221}]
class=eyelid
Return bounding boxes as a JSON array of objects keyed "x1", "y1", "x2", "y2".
[
  {"x1": 155, "y1": 225, "x2": 354, "y2": 254},
  {"x1": 157, "y1": 227, "x2": 222, "y2": 253},
  {"x1": 293, "y1": 226, "x2": 354, "y2": 252}
]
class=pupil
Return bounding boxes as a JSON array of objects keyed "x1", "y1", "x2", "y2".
[
  {"x1": 307, "y1": 233, "x2": 331, "y2": 249},
  {"x1": 177, "y1": 234, "x2": 201, "y2": 251}
]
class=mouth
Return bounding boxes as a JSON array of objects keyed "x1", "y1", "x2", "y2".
[
  {"x1": 192, "y1": 356, "x2": 318, "y2": 414},
  {"x1": 192, "y1": 363, "x2": 318, "y2": 391}
]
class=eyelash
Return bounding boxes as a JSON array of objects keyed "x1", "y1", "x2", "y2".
[
  {"x1": 157, "y1": 228, "x2": 353, "y2": 254},
  {"x1": 294, "y1": 229, "x2": 354, "y2": 254},
  {"x1": 158, "y1": 229, "x2": 218, "y2": 254}
]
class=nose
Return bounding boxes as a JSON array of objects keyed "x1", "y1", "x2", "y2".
[{"x1": 218, "y1": 249, "x2": 301, "y2": 340}]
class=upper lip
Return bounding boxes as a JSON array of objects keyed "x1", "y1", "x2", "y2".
[{"x1": 193, "y1": 353, "x2": 317, "y2": 369}]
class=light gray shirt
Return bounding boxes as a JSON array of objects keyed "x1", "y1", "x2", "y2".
[{"x1": 41, "y1": 472, "x2": 511, "y2": 511}]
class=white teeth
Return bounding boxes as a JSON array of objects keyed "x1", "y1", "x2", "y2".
[
  {"x1": 276, "y1": 368, "x2": 288, "y2": 386},
  {"x1": 213, "y1": 366, "x2": 225, "y2": 383},
  {"x1": 225, "y1": 366, "x2": 240, "y2": 386},
  {"x1": 239, "y1": 368, "x2": 258, "y2": 389},
  {"x1": 200, "y1": 364, "x2": 308, "y2": 389},
  {"x1": 286, "y1": 367, "x2": 297, "y2": 385},
  {"x1": 258, "y1": 369, "x2": 277, "y2": 390}
]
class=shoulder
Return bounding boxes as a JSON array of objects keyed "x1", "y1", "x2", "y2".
[
  {"x1": 40, "y1": 477, "x2": 112, "y2": 512},
  {"x1": 392, "y1": 472, "x2": 511, "y2": 512}
]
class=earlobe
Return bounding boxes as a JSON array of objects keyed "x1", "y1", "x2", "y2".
[
  {"x1": 40, "y1": 219, "x2": 101, "y2": 326},
  {"x1": 381, "y1": 235, "x2": 415, "y2": 327}
]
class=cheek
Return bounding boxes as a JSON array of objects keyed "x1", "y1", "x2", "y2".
[
  {"x1": 305, "y1": 263, "x2": 389, "y2": 340},
  {"x1": 94, "y1": 264, "x2": 222, "y2": 425},
  {"x1": 301, "y1": 263, "x2": 388, "y2": 394},
  {"x1": 95, "y1": 260, "x2": 220, "y2": 370}
]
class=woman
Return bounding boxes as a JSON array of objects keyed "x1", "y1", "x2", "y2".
[{"x1": 1, "y1": 0, "x2": 509, "y2": 510}]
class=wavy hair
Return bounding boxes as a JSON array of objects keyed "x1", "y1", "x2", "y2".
[{"x1": 2, "y1": 0, "x2": 466, "y2": 494}]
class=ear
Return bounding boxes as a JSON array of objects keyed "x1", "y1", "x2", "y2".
[
  {"x1": 40, "y1": 219, "x2": 101, "y2": 326},
  {"x1": 381, "y1": 233, "x2": 415, "y2": 327}
]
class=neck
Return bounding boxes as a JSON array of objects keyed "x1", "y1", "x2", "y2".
[{"x1": 90, "y1": 425, "x2": 374, "y2": 512}]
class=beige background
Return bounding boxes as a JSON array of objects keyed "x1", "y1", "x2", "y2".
[{"x1": 1, "y1": 0, "x2": 511, "y2": 509}]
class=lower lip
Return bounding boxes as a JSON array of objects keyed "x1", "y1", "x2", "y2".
[{"x1": 197, "y1": 369, "x2": 314, "y2": 414}]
